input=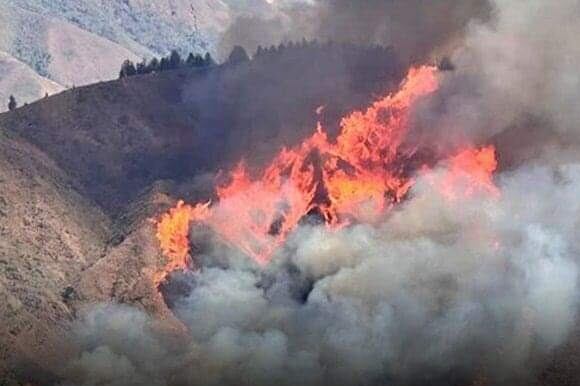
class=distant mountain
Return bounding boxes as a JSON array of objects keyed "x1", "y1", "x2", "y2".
[
  {"x1": 4, "y1": 0, "x2": 221, "y2": 56},
  {"x1": 0, "y1": 51, "x2": 64, "y2": 110},
  {"x1": 0, "y1": 0, "x2": 275, "y2": 112}
]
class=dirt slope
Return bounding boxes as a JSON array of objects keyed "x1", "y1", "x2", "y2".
[
  {"x1": 0, "y1": 128, "x2": 187, "y2": 384},
  {"x1": 0, "y1": 129, "x2": 110, "y2": 381}
]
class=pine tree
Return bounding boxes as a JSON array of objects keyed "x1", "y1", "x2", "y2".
[
  {"x1": 147, "y1": 57, "x2": 160, "y2": 73},
  {"x1": 168, "y1": 50, "x2": 182, "y2": 69},
  {"x1": 185, "y1": 53, "x2": 205, "y2": 68},
  {"x1": 186, "y1": 53, "x2": 196, "y2": 67},
  {"x1": 136, "y1": 59, "x2": 147, "y2": 74},
  {"x1": 119, "y1": 60, "x2": 137, "y2": 78},
  {"x1": 195, "y1": 54, "x2": 204, "y2": 67},
  {"x1": 227, "y1": 46, "x2": 249, "y2": 65},
  {"x1": 8, "y1": 95, "x2": 17, "y2": 111},
  {"x1": 204, "y1": 52, "x2": 216, "y2": 67},
  {"x1": 160, "y1": 57, "x2": 168, "y2": 71}
]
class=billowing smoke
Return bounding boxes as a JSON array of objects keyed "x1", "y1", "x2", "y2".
[
  {"x1": 58, "y1": 1, "x2": 580, "y2": 385},
  {"x1": 314, "y1": 0, "x2": 491, "y2": 61},
  {"x1": 413, "y1": 0, "x2": 580, "y2": 163},
  {"x1": 61, "y1": 163, "x2": 579, "y2": 385},
  {"x1": 218, "y1": 0, "x2": 491, "y2": 62}
]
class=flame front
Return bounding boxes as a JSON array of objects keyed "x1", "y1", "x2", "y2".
[{"x1": 154, "y1": 66, "x2": 499, "y2": 282}]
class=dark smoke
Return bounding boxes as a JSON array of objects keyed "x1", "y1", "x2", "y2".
[
  {"x1": 218, "y1": 0, "x2": 492, "y2": 62},
  {"x1": 315, "y1": 0, "x2": 492, "y2": 61}
]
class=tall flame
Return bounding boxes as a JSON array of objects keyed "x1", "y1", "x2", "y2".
[{"x1": 154, "y1": 66, "x2": 498, "y2": 283}]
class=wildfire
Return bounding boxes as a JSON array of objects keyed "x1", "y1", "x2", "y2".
[
  {"x1": 438, "y1": 145, "x2": 500, "y2": 200},
  {"x1": 154, "y1": 66, "x2": 499, "y2": 283}
]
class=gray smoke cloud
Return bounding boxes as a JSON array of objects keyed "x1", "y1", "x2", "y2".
[
  {"x1": 413, "y1": 0, "x2": 580, "y2": 164},
  {"x1": 218, "y1": 0, "x2": 491, "y2": 61},
  {"x1": 60, "y1": 162, "x2": 579, "y2": 386},
  {"x1": 314, "y1": 0, "x2": 491, "y2": 61},
  {"x1": 58, "y1": 1, "x2": 580, "y2": 385}
]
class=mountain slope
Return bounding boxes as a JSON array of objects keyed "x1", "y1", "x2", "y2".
[
  {"x1": 0, "y1": 44, "x2": 403, "y2": 214},
  {"x1": 0, "y1": 41, "x2": 578, "y2": 386},
  {"x1": 0, "y1": 43, "x2": 403, "y2": 383},
  {"x1": 0, "y1": 129, "x2": 110, "y2": 381},
  {"x1": 45, "y1": 19, "x2": 141, "y2": 87},
  {"x1": 0, "y1": 51, "x2": 64, "y2": 109},
  {"x1": 0, "y1": 0, "x2": 145, "y2": 110},
  {"x1": 0, "y1": 0, "x2": 307, "y2": 112},
  {"x1": 10, "y1": 0, "x2": 216, "y2": 55},
  {"x1": 0, "y1": 0, "x2": 234, "y2": 111}
]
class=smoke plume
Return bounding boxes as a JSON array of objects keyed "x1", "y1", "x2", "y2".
[
  {"x1": 61, "y1": 163, "x2": 579, "y2": 385},
  {"x1": 218, "y1": 0, "x2": 491, "y2": 62},
  {"x1": 413, "y1": 0, "x2": 580, "y2": 162}
]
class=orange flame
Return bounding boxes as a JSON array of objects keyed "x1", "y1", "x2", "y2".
[
  {"x1": 154, "y1": 200, "x2": 210, "y2": 283},
  {"x1": 154, "y1": 66, "x2": 499, "y2": 281},
  {"x1": 435, "y1": 145, "x2": 500, "y2": 200}
]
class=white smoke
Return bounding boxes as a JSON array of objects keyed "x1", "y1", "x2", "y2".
[
  {"x1": 415, "y1": 0, "x2": 580, "y2": 157},
  {"x1": 60, "y1": 162, "x2": 579, "y2": 385}
]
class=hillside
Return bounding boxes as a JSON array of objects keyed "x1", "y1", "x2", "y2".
[
  {"x1": 0, "y1": 0, "x2": 285, "y2": 112},
  {"x1": 8, "y1": 0, "x2": 219, "y2": 55},
  {"x1": 0, "y1": 51, "x2": 64, "y2": 110},
  {"x1": 0, "y1": 129, "x2": 110, "y2": 381},
  {"x1": 0, "y1": 41, "x2": 579, "y2": 385},
  {"x1": 0, "y1": 46, "x2": 402, "y2": 381},
  {"x1": 0, "y1": 47, "x2": 402, "y2": 381},
  {"x1": 0, "y1": 43, "x2": 404, "y2": 214},
  {"x1": 0, "y1": 1, "x2": 144, "y2": 104},
  {"x1": 0, "y1": 129, "x2": 187, "y2": 385}
]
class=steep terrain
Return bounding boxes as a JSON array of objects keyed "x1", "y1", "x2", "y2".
[
  {"x1": 0, "y1": 45, "x2": 402, "y2": 383},
  {"x1": 0, "y1": 51, "x2": 64, "y2": 110},
  {"x1": 0, "y1": 43, "x2": 578, "y2": 386},
  {"x1": 0, "y1": 0, "x2": 144, "y2": 110},
  {"x1": 8, "y1": 0, "x2": 220, "y2": 55},
  {"x1": 0, "y1": 129, "x2": 110, "y2": 381},
  {"x1": 0, "y1": 129, "x2": 184, "y2": 385},
  {"x1": 0, "y1": 44, "x2": 403, "y2": 214},
  {"x1": 0, "y1": 0, "x2": 285, "y2": 111}
]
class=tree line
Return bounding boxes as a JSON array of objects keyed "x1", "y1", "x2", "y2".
[
  {"x1": 118, "y1": 40, "x2": 398, "y2": 80},
  {"x1": 252, "y1": 38, "x2": 394, "y2": 59},
  {"x1": 119, "y1": 50, "x2": 216, "y2": 78},
  {"x1": 5, "y1": 40, "x2": 398, "y2": 111}
]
